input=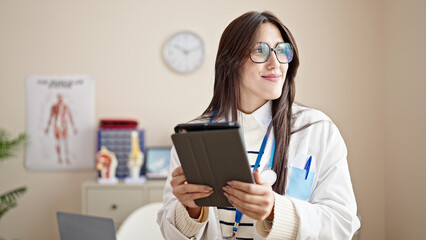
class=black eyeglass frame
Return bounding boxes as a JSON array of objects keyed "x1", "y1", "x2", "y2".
[{"x1": 249, "y1": 42, "x2": 293, "y2": 64}]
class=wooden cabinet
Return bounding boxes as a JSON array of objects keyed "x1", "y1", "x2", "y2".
[{"x1": 82, "y1": 180, "x2": 166, "y2": 228}]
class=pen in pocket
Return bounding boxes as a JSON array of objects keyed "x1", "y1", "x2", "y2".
[{"x1": 304, "y1": 156, "x2": 312, "y2": 180}]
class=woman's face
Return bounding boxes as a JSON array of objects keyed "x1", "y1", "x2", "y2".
[{"x1": 239, "y1": 23, "x2": 289, "y2": 113}]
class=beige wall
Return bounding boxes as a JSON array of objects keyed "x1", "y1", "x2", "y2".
[
  {"x1": 384, "y1": 0, "x2": 426, "y2": 239},
  {"x1": 0, "y1": 0, "x2": 424, "y2": 239}
]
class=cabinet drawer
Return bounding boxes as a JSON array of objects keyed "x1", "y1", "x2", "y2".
[{"x1": 86, "y1": 188, "x2": 147, "y2": 223}]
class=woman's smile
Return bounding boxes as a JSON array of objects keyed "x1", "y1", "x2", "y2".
[{"x1": 262, "y1": 73, "x2": 282, "y2": 82}]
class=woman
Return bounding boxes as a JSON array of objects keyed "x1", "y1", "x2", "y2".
[{"x1": 157, "y1": 11, "x2": 360, "y2": 239}]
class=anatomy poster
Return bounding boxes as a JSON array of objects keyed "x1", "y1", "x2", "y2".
[{"x1": 26, "y1": 76, "x2": 95, "y2": 170}]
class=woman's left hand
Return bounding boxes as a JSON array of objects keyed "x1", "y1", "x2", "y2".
[{"x1": 223, "y1": 170, "x2": 275, "y2": 221}]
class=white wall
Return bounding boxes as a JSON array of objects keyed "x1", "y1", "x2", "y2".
[{"x1": 1, "y1": 0, "x2": 422, "y2": 239}]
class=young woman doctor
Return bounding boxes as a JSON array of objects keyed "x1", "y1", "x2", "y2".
[{"x1": 157, "y1": 11, "x2": 360, "y2": 240}]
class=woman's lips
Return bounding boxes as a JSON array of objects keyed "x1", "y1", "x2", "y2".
[{"x1": 262, "y1": 74, "x2": 281, "y2": 82}]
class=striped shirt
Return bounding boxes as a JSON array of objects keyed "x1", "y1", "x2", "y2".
[{"x1": 217, "y1": 104, "x2": 271, "y2": 239}]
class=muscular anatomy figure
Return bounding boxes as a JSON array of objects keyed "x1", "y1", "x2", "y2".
[{"x1": 45, "y1": 93, "x2": 78, "y2": 164}]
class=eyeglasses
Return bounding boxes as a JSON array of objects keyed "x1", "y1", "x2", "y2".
[{"x1": 250, "y1": 42, "x2": 293, "y2": 64}]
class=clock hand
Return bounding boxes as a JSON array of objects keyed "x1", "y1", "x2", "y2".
[
  {"x1": 173, "y1": 44, "x2": 189, "y2": 55},
  {"x1": 187, "y1": 45, "x2": 201, "y2": 52}
]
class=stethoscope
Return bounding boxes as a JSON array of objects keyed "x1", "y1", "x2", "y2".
[{"x1": 210, "y1": 111, "x2": 277, "y2": 239}]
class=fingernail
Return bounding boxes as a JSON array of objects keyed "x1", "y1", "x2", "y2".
[
  {"x1": 227, "y1": 181, "x2": 234, "y2": 186},
  {"x1": 222, "y1": 186, "x2": 229, "y2": 192},
  {"x1": 204, "y1": 187, "x2": 213, "y2": 191}
]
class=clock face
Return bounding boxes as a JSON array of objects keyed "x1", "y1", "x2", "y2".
[{"x1": 163, "y1": 31, "x2": 205, "y2": 74}]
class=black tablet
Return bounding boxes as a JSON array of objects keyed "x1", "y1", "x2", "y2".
[
  {"x1": 174, "y1": 121, "x2": 240, "y2": 133},
  {"x1": 171, "y1": 122, "x2": 254, "y2": 207}
]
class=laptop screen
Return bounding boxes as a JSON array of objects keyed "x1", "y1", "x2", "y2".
[{"x1": 57, "y1": 212, "x2": 116, "y2": 240}]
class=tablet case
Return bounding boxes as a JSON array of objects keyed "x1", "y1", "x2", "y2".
[
  {"x1": 174, "y1": 122, "x2": 240, "y2": 133},
  {"x1": 171, "y1": 124, "x2": 254, "y2": 207}
]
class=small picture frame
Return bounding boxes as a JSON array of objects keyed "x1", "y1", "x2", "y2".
[{"x1": 145, "y1": 147, "x2": 172, "y2": 179}]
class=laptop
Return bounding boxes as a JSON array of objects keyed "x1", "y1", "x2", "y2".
[{"x1": 57, "y1": 212, "x2": 116, "y2": 240}]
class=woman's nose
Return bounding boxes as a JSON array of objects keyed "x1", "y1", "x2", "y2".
[{"x1": 267, "y1": 50, "x2": 280, "y2": 69}]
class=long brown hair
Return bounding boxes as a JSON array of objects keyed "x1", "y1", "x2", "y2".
[{"x1": 202, "y1": 11, "x2": 300, "y2": 194}]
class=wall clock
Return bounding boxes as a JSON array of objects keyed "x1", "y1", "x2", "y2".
[{"x1": 162, "y1": 31, "x2": 205, "y2": 74}]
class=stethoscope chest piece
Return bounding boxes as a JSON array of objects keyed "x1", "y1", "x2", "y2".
[{"x1": 261, "y1": 169, "x2": 277, "y2": 186}]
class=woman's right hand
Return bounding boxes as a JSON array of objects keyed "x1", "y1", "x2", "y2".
[{"x1": 171, "y1": 166, "x2": 213, "y2": 218}]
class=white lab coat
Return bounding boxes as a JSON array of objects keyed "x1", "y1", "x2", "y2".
[{"x1": 157, "y1": 104, "x2": 360, "y2": 239}]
